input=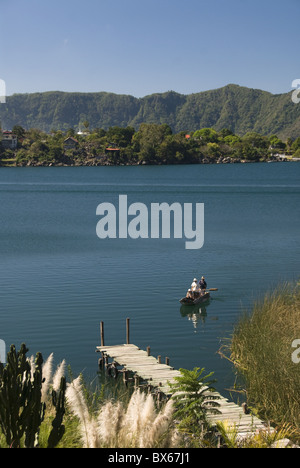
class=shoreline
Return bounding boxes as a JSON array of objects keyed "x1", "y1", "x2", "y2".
[{"x1": 1, "y1": 157, "x2": 297, "y2": 168}]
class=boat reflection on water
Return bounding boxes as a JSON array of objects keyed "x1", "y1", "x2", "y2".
[{"x1": 180, "y1": 300, "x2": 211, "y2": 330}]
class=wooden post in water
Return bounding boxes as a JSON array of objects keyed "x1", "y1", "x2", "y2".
[
  {"x1": 98, "y1": 321, "x2": 105, "y2": 370},
  {"x1": 126, "y1": 318, "x2": 130, "y2": 345},
  {"x1": 100, "y1": 321, "x2": 105, "y2": 347}
]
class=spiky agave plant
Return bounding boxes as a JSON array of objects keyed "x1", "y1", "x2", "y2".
[{"x1": 216, "y1": 421, "x2": 299, "y2": 448}]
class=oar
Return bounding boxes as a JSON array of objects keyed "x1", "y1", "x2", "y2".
[{"x1": 207, "y1": 288, "x2": 218, "y2": 291}]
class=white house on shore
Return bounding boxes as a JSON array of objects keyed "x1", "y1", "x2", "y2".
[{"x1": 1, "y1": 130, "x2": 18, "y2": 149}]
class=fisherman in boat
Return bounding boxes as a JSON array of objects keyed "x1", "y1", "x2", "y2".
[
  {"x1": 192, "y1": 278, "x2": 201, "y2": 299},
  {"x1": 199, "y1": 276, "x2": 207, "y2": 295},
  {"x1": 186, "y1": 278, "x2": 198, "y2": 299},
  {"x1": 180, "y1": 276, "x2": 215, "y2": 305}
]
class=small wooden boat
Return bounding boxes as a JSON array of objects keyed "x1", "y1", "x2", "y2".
[{"x1": 179, "y1": 291, "x2": 210, "y2": 305}]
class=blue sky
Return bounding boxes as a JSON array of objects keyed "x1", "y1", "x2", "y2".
[{"x1": 0, "y1": 0, "x2": 299, "y2": 97}]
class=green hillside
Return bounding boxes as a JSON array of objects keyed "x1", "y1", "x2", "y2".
[{"x1": 0, "y1": 84, "x2": 300, "y2": 139}]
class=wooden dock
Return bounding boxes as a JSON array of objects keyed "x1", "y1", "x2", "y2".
[
  {"x1": 96, "y1": 319, "x2": 268, "y2": 438},
  {"x1": 97, "y1": 343, "x2": 182, "y2": 396}
]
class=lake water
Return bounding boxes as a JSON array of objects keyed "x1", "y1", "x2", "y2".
[{"x1": 0, "y1": 163, "x2": 299, "y2": 399}]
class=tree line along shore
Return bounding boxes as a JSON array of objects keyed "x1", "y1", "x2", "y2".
[{"x1": 1, "y1": 123, "x2": 300, "y2": 167}]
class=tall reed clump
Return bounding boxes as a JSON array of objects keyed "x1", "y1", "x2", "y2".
[
  {"x1": 66, "y1": 375, "x2": 180, "y2": 448},
  {"x1": 230, "y1": 282, "x2": 300, "y2": 430}
]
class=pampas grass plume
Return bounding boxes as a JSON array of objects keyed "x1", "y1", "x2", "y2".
[
  {"x1": 41, "y1": 353, "x2": 54, "y2": 402},
  {"x1": 53, "y1": 359, "x2": 66, "y2": 392},
  {"x1": 66, "y1": 375, "x2": 99, "y2": 448},
  {"x1": 97, "y1": 400, "x2": 124, "y2": 447}
]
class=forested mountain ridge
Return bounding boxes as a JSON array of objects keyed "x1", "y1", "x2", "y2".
[{"x1": 1, "y1": 84, "x2": 299, "y2": 139}]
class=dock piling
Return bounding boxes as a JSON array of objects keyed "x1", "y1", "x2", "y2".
[
  {"x1": 126, "y1": 317, "x2": 130, "y2": 344},
  {"x1": 100, "y1": 321, "x2": 105, "y2": 347}
]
